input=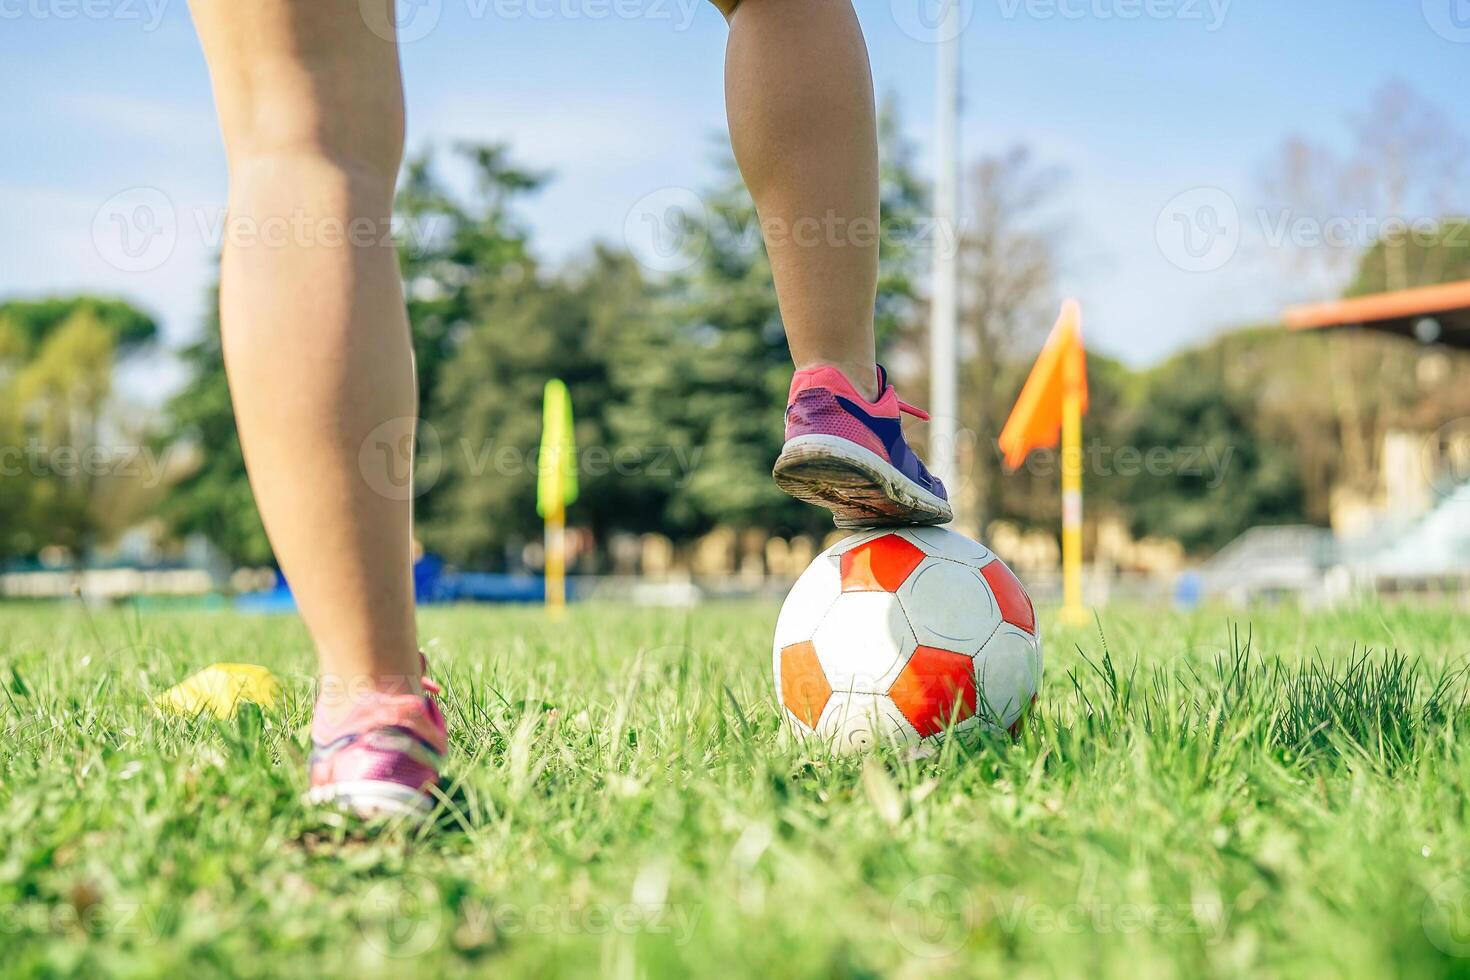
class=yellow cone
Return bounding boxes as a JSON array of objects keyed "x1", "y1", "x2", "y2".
[{"x1": 157, "y1": 663, "x2": 281, "y2": 719}]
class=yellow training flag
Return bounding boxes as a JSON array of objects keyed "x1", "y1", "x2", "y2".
[
  {"x1": 537, "y1": 379, "x2": 579, "y2": 518},
  {"x1": 998, "y1": 300, "x2": 1089, "y2": 471},
  {"x1": 156, "y1": 663, "x2": 280, "y2": 719}
]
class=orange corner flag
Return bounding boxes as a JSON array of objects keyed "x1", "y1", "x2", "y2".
[{"x1": 998, "y1": 300, "x2": 1088, "y2": 470}]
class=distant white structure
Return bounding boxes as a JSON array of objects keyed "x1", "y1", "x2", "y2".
[
  {"x1": 1205, "y1": 478, "x2": 1470, "y2": 605},
  {"x1": 1346, "y1": 479, "x2": 1470, "y2": 579},
  {"x1": 1201, "y1": 526, "x2": 1338, "y2": 605}
]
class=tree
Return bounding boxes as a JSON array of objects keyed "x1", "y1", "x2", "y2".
[
  {"x1": 1257, "y1": 82, "x2": 1468, "y2": 500},
  {"x1": 953, "y1": 146, "x2": 1067, "y2": 532},
  {"x1": 159, "y1": 144, "x2": 549, "y2": 568},
  {"x1": 1115, "y1": 349, "x2": 1306, "y2": 553},
  {"x1": 0, "y1": 297, "x2": 158, "y2": 560},
  {"x1": 610, "y1": 104, "x2": 934, "y2": 543},
  {"x1": 606, "y1": 154, "x2": 807, "y2": 540},
  {"x1": 0, "y1": 297, "x2": 155, "y2": 354},
  {"x1": 1349, "y1": 219, "x2": 1470, "y2": 297},
  {"x1": 422, "y1": 249, "x2": 657, "y2": 565},
  {"x1": 157, "y1": 280, "x2": 273, "y2": 565},
  {"x1": 874, "y1": 95, "x2": 934, "y2": 353},
  {"x1": 1347, "y1": 81, "x2": 1466, "y2": 293},
  {"x1": 155, "y1": 103, "x2": 1036, "y2": 568},
  {"x1": 396, "y1": 144, "x2": 546, "y2": 414}
]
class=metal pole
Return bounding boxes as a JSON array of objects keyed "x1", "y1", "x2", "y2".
[
  {"x1": 1061, "y1": 386, "x2": 1086, "y2": 624},
  {"x1": 929, "y1": 2, "x2": 961, "y2": 522}
]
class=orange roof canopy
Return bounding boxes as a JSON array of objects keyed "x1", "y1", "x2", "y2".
[{"x1": 1283, "y1": 279, "x2": 1470, "y2": 349}]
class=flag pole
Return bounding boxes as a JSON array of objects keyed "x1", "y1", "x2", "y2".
[
  {"x1": 929, "y1": 2, "x2": 961, "y2": 517},
  {"x1": 546, "y1": 502, "x2": 566, "y2": 619},
  {"x1": 997, "y1": 300, "x2": 1089, "y2": 625}
]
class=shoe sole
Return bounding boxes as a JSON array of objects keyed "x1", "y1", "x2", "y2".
[
  {"x1": 774, "y1": 434, "x2": 954, "y2": 529},
  {"x1": 304, "y1": 780, "x2": 436, "y2": 821}
]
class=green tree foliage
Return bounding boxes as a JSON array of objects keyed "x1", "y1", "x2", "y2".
[
  {"x1": 397, "y1": 144, "x2": 546, "y2": 414},
  {"x1": 1113, "y1": 349, "x2": 1306, "y2": 552},
  {"x1": 874, "y1": 96, "x2": 931, "y2": 351},
  {"x1": 990, "y1": 203, "x2": 1470, "y2": 553},
  {"x1": 606, "y1": 157, "x2": 807, "y2": 541},
  {"x1": 0, "y1": 297, "x2": 157, "y2": 559},
  {"x1": 1348, "y1": 219, "x2": 1470, "y2": 296},
  {"x1": 158, "y1": 283, "x2": 273, "y2": 565},
  {"x1": 394, "y1": 145, "x2": 687, "y2": 564},
  {"x1": 161, "y1": 95, "x2": 1468, "y2": 567},
  {"x1": 990, "y1": 330, "x2": 1318, "y2": 555},
  {"x1": 0, "y1": 297, "x2": 154, "y2": 354},
  {"x1": 610, "y1": 112, "x2": 930, "y2": 543},
  {"x1": 157, "y1": 104, "x2": 934, "y2": 568},
  {"x1": 421, "y1": 249, "x2": 655, "y2": 564}
]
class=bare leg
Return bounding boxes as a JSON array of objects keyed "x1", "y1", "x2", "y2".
[
  {"x1": 189, "y1": 0, "x2": 421, "y2": 695},
  {"x1": 725, "y1": 0, "x2": 952, "y2": 527},
  {"x1": 724, "y1": 0, "x2": 881, "y2": 399}
]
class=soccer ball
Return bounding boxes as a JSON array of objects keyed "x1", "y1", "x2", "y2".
[{"x1": 773, "y1": 527, "x2": 1042, "y2": 752}]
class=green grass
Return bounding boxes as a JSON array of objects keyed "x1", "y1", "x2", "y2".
[{"x1": 1, "y1": 600, "x2": 1469, "y2": 978}]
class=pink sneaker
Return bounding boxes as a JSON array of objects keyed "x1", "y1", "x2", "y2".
[
  {"x1": 305, "y1": 657, "x2": 447, "y2": 820},
  {"x1": 774, "y1": 365, "x2": 952, "y2": 528}
]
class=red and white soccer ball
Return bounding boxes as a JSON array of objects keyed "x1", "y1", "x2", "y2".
[{"x1": 773, "y1": 527, "x2": 1042, "y2": 752}]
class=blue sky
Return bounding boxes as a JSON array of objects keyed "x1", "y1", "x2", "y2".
[{"x1": 2, "y1": 0, "x2": 1467, "y2": 398}]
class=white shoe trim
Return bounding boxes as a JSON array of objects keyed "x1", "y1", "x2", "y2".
[
  {"x1": 777, "y1": 433, "x2": 953, "y2": 522},
  {"x1": 305, "y1": 780, "x2": 435, "y2": 820}
]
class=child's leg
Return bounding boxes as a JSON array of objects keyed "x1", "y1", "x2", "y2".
[
  {"x1": 188, "y1": 0, "x2": 421, "y2": 694},
  {"x1": 721, "y1": 0, "x2": 952, "y2": 527},
  {"x1": 723, "y1": 0, "x2": 881, "y2": 400}
]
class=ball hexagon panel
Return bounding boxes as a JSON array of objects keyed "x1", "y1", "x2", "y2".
[
  {"x1": 778, "y1": 640, "x2": 832, "y2": 731},
  {"x1": 980, "y1": 559, "x2": 1038, "y2": 635},
  {"x1": 811, "y1": 591, "x2": 917, "y2": 694},
  {"x1": 894, "y1": 526, "x2": 995, "y2": 567},
  {"x1": 897, "y1": 558, "x2": 1001, "y2": 656},
  {"x1": 816, "y1": 692, "x2": 919, "y2": 751},
  {"x1": 887, "y1": 645, "x2": 979, "y2": 737},
  {"x1": 975, "y1": 625, "x2": 1042, "y2": 730},
  {"x1": 772, "y1": 552, "x2": 841, "y2": 651},
  {"x1": 840, "y1": 534, "x2": 926, "y2": 593}
]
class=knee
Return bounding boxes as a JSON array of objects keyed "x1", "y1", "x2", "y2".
[
  {"x1": 231, "y1": 117, "x2": 403, "y2": 195},
  {"x1": 220, "y1": 73, "x2": 404, "y2": 189}
]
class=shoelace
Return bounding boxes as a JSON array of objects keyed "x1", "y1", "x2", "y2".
[
  {"x1": 418, "y1": 652, "x2": 442, "y2": 696},
  {"x1": 875, "y1": 364, "x2": 931, "y2": 422},
  {"x1": 897, "y1": 398, "x2": 930, "y2": 422}
]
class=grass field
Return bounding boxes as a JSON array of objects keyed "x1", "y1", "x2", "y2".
[{"x1": 1, "y1": 600, "x2": 1469, "y2": 978}]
